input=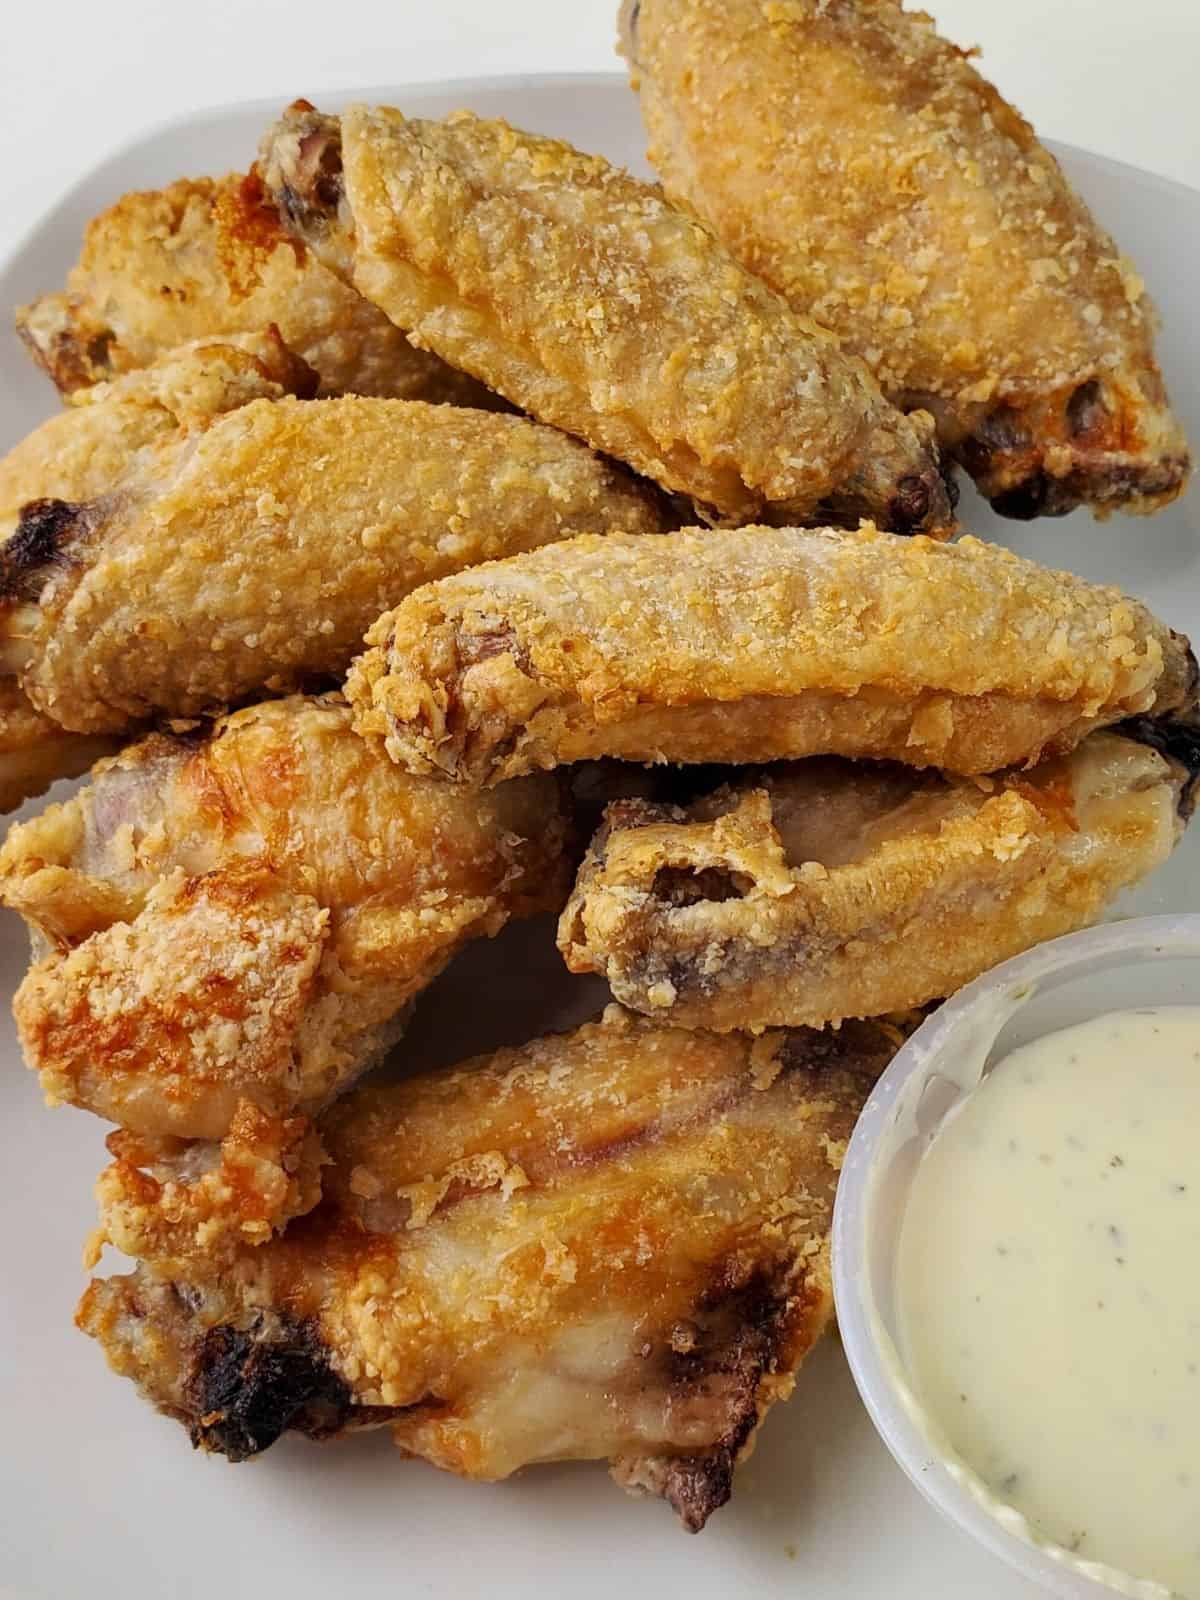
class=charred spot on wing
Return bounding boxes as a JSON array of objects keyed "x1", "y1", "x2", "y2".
[
  {"x1": 989, "y1": 471, "x2": 1072, "y2": 520},
  {"x1": 959, "y1": 388, "x2": 1191, "y2": 518},
  {"x1": 0, "y1": 499, "x2": 97, "y2": 602},
  {"x1": 660, "y1": 1447, "x2": 738, "y2": 1533},
  {"x1": 186, "y1": 1319, "x2": 354, "y2": 1460},
  {"x1": 1116, "y1": 711, "x2": 1200, "y2": 821},
  {"x1": 658, "y1": 1266, "x2": 792, "y2": 1531}
]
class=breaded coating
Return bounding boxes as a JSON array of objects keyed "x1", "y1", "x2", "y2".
[
  {"x1": 78, "y1": 1007, "x2": 903, "y2": 1530},
  {"x1": 620, "y1": 0, "x2": 1191, "y2": 519},
  {"x1": 258, "y1": 101, "x2": 954, "y2": 533},
  {"x1": 0, "y1": 333, "x2": 314, "y2": 807},
  {"x1": 559, "y1": 731, "x2": 1193, "y2": 1030},
  {"x1": 16, "y1": 171, "x2": 497, "y2": 405},
  {"x1": 0, "y1": 394, "x2": 665, "y2": 735},
  {"x1": 93, "y1": 1107, "x2": 328, "y2": 1273},
  {"x1": 0, "y1": 694, "x2": 571, "y2": 1142},
  {"x1": 0, "y1": 330, "x2": 316, "y2": 538},
  {"x1": 348, "y1": 523, "x2": 1197, "y2": 785}
]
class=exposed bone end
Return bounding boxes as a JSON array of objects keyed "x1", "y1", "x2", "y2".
[
  {"x1": 954, "y1": 373, "x2": 1192, "y2": 520},
  {"x1": 259, "y1": 100, "x2": 347, "y2": 247},
  {"x1": 794, "y1": 404, "x2": 958, "y2": 540},
  {"x1": 15, "y1": 292, "x2": 125, "y2": 396},
  {"x1": 1117, "y1": 709, "x2": 1200, "y2": 821}
]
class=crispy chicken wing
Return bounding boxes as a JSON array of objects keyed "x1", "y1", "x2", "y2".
[
  {"x1": 78, "y1": 1007, "x2": 903, "y2": 1530},
  {"x1": 0, "y1": 332, "x2": 315, "y2": 807},
  {"x1": 0, "y1": 393, "x2": 665, "y2": 735},
  {"x1": 258, "y1": 101, "x2": 954, "y2": 534},
  {"x1": 0, "y1": 330, "x2": 316, "y2": 537},
  {"x1": 16, "y1": 172, "x2": 496, "y2": 406},
  {"x1": 559, "y1": 731, "x2": 1194, "y2": 1030},
  {"x1": 620, "y1": 0, "x2": 1190, "y2": 519},
  {"x1": 0, "y1": 694, "x2": 571, "y2": 1142},
  {"x1": 348, "y1": 523, "x2": 1197, "y2": 785}
]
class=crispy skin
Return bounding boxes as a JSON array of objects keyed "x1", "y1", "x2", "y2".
[
  {"x1": 78, "y1": 1008, "x2": 902, "y2": 1529},
  {"x1": 258, "y1": 101, "x2": 953, "y2": 533},
  {"x1": 348, "y1": 523, "x2": 1197, "y2": 785},
  {"x1": 15, "y1": 172, "x2": 497, "y2": 405},
  {"x1": 0, "y1": 394, "x2": 665, "y2": 734},
  {"x1": 0, "y1": 330, "x2": 316, "y2": 540},
  {"x1": 0, "y1": 334, "x2": 316, "y2": 806},
  {"x1": 559, "y1": 732, "x2": 1189, "y2": 1029},
  {"x1": 0, "y1": 694, "x2": 571, "y2": 1141},
  {"x1": 92, "y1": 1107, "x2": 328, "y2": 1271},
  {"x1": 620, "y1": 0, "x2": 1191, "y2": 519}
]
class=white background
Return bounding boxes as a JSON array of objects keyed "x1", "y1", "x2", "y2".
[{"x1": 1, "y1": 0, "x2": 1197, "y2": 250}]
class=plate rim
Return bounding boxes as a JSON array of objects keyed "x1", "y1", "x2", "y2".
[{"x1": 3, "y1": 68, "x2": 1199, "y2": 292}]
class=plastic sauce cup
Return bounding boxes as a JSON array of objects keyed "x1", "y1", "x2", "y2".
[{"x1": 832, "y1": 915, "x2": 1200, "y2": 1599}]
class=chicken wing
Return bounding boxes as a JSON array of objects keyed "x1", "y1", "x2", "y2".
[
  {"x1": 258, "y1": 101, "x2": 954, "y2": 533},
  {"x1": 16, "y1": 171, "x2": 496, "y2": 406},
  {"x1": 559, "y1": 730, "x2": 1193, "y2": 1031},
  {"x1": 0, "y1": 694, "x2": 571, "y2": 1142},
  {"x1": 0, "y1": 393, "x2": 665, "y2": 735},
  {"x1": 0, "y1": 332, "x2": 315, "y2": 807},
  {"x1": 620, "y1": 0, "x2": 1190, "y2": 519},
  {"x1": 348, "y1": 523, "x2": 1197, "y2": 785},
  {"x1": 0, "y1": 329, "x2": 315, "y2": 536},
  {"x1": 78, "y1": 1007, "x2": 903, "y2": 1530}
]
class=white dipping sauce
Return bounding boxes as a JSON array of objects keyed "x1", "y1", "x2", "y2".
[{"x1": 897, "y1": 1007, "x2": 1200, "y2": 1598}]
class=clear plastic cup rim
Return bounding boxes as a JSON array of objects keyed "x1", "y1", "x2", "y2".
[{"x1": 831, "y1": 914, "x2": 1200, "y2": 1600}]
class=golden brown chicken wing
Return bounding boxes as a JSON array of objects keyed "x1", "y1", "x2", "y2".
[
  {"x1": 0, "y1": 694, "x2": 571, "y2": 1142},
  {"x1": 0, "y1": 329, "x2": 315, "y2": 536},
  {"x1": 258, "y1": 101, "x2": 954, "y2": 533},
  {"x1": 558, "y1": 730, "x2": 1193, "y2": 1030},
  {"x1": 78, "y1": 1007, "x2": 903, "y2": 1530},
  {"x1": 0, "y1": 392, "x2": 665, "y2": 735},
  {"x1": 16, "y1": 171, "x2": 496, "y2": 405},
  {"x1": 0, "y1": 332, "x2": 316, "y2": 808},
  {"x1": 348, "y1": 523, "x2": 1197, "y2": 785},
  {"x1": 620, "y1": 0, "x2": 1190, "y2": 519}
]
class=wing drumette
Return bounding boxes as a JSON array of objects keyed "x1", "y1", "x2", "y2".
[
  {"x1": 0, "y1": 392, "x2": 665, "y2": 735},
  {"x1": 79, "y1": 1008, "x2": 903, "y2": 1530},
  {"x1": 620, "y1": 0, "x2": 1190, "y2": 519},
  {"x1": 559, "y1": 730, "x2": 1195, "y2": 1030},
  {"x1": 0, "y1": 694, "x2": 571, "y2": 1143},
  {"x1": 0, "y1": 332, "x2": 315, "y2": 808},
  {"x1": 258, "y1": 101, "x2": 954, "y2": 534},
  {"x1": 16, "y1": 172, "x2": 496, "y2": 406},
  {"x1": 348, "y1": 523, "x2": 1197, "y2": 784}
]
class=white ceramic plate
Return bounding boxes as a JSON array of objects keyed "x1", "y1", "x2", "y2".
[{"x1": 0, "y1": 72, "x2": 1197, "y2": 1600}]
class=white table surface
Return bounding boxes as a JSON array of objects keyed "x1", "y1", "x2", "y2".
[{"x1": 1, "y1": 0, "x2": 1197, "y2": 254}]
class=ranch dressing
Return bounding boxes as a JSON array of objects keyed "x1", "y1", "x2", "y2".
[{"x1": 896, "y1": 1007, "x2": 1200, "y2": 1599}]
